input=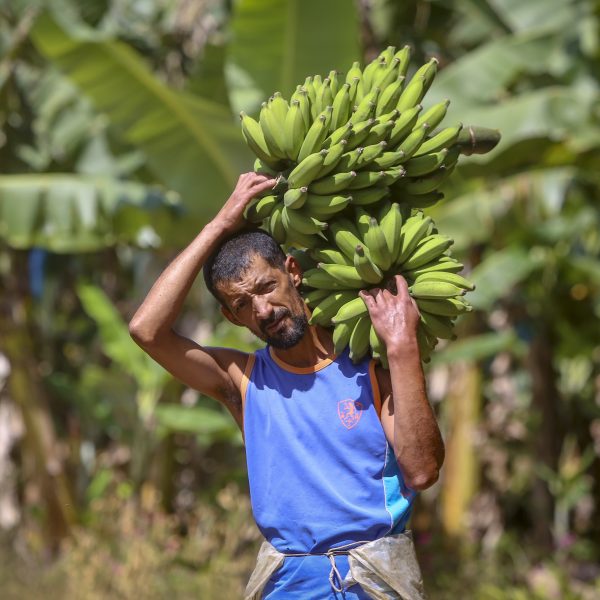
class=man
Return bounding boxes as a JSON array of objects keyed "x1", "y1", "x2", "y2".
[{"x1": 129, "y1": 172, "x2": 445, "y2": 599}]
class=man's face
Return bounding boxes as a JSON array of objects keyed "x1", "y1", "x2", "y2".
[{"x1": 218, "y1": 254, "x2": 309, "y2": 349}]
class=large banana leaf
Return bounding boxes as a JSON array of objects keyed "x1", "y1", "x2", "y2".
[
  {"x1": 227, "y1": 0, "x2": 361, "y2": 114},
  {"x1": 30, "y1": 13, "x2": 251, "y2": 229},
  {"x1": 0, "y1": 174, "x2": 181, "y2": 252}
]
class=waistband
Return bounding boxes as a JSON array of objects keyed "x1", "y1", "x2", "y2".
[{"x1": 281, "y1": 540, "x2": 371, "y2": 593}]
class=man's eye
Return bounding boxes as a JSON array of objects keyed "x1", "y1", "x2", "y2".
[{"x1": 234, "y1": 299, "x2": 246, "y2": 310}]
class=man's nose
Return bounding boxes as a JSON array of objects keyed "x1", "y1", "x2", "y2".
[{"x1": 253, "y1": 296, "x2": 273, "y2": 320}]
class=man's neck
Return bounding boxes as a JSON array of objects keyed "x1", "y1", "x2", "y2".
[{"x1": 270, "y1": 325, "x2": 335, "y2": 368}]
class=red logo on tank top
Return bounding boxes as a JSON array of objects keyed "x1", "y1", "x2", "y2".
[{"x1": 338, "y1": 399, "x2": 363, "y2": 429}]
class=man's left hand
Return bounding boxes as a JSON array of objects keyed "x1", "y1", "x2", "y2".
[{"x1": 359, "y1": 274, "x2": 420, "y2": 355}]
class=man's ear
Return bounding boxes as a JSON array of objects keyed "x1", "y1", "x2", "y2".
[
  {"x1": 221, "y1": 305, "x2": 242, "y2": 326},
  {"x1": 285, "y1": 255, "x2": 303, "y2": 288}
]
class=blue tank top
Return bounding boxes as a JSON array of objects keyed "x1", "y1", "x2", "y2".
[{"x1": 242, "y1": 346, "x2": 416, "y2": 555}]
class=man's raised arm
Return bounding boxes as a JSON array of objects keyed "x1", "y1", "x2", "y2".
[{"x1": 128, "y1": 172, "x2": 276, "y2": 425}]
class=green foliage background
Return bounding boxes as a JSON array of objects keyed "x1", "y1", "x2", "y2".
[{"x1": 0, "y1": 0, "x2": 598, "y2": 598}]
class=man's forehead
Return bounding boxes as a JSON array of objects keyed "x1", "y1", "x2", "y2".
[{"x1": 217, "y1": 254, "x2": 283, "y2": 294}]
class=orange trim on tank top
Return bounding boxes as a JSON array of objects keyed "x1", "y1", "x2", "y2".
[
  {"x1": 368, "y1": 359, "x2": 383, "y2": 418},
  {"x1": 268, "y1": 347, "x2": 336, "y2": 374}
]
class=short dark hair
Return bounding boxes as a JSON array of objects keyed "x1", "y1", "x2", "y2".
[{"x1": 203, "y1": 228, "x2": 286, "y2": 304}]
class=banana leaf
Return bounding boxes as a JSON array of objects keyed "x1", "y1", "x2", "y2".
[
  {"x1": 31, "y1": 13, "x2": 251, "y2": 229},
  {"x1": 227, "y1": 0, "x2": 361, "y2": 114},
  {"x1": 0, "y1": 174, "x2": 181, "y2": 252}
]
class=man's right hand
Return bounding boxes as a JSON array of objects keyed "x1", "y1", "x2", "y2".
[{"x1": 214, "y1": 172, "x2": 278, "y2": 234}]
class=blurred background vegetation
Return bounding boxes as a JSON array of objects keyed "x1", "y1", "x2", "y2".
[{"x1": 0, "y1": 0, "x2": 599, "y2": 598}]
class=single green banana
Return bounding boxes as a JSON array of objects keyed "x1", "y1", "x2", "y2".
[
  {"x1": 376, "y1": 77, "x2": 405, "y2": 116},
  {"x1": 350, "y1": 187, "x2": 389, "y2": 206},
  {"x1": 396, "y1": 214, "x2": 432, "y2": 264},
  {"x1": 396, "y1": 76, "x2": 425, "y2": 113},
  {"x1": 348, "y1": 76, "x2": 361, "y2": 106},
  {"x1": 283, "y1": 186, "x2": 308, "y2": 209},
  {"x1": 283, "y1": 99, "x2": 307, "y2": 160},
  {"x1": 345, "y1": 61, "x2": 363, "y2": 84},
  {"x1": 287, "y1": 150, "x2": 327, "y2": 189},
  {"x1": 415, "y1": 99, "x2": 450, "y2": 131},
  {"x1": 304, "y1": 288, "x2": 330, "y2": 306},
  {"x1": 295, "y1": 88, "x2": 312, "y2": 129},
  {"x1": 346, "y1": 170, "x2": 386, "y2": 190},
  {"x1": 401, "y1": 167, "x2": 451, "y2": 195},
  {"x1": 323, "y1": 122, "x2": 354, "y2": 148},
  {"x1": 350, "y1": 88, "x2": 380, "y2": 124},
  {"x1": 305, "y1": 194, "x2": 352, "y2": 220},
  {"x1": 371, "y1": 150, "x2": 406, "y2": 169},
  {"x1": 285, "y1": 226, "x2": 324, "y2": 250},
  {"x1": 405, "y1": 258, "x2": 464, "y2": 279},
  {"x1": 354, "y1": 207, "x2": 371, "y2": 241},
  {"x1": 420, "y1": 311, "x2": 456, "y2": 340},
  {"x1": 364, "y1": 217, "x2": 393, "y2": 270},
  {"x1": 253, "y1": 157, "x2": 281, "y2": 176},
  {"x1": 331, "y1": 83, "x2": 352, "y2": 132},
  {"x1": 240, "y1": 112, "x2": 279, "y2": 166},
  {"x1": 309, "y1": 170, "x2": 357, "y2": 194},
  {"x1": 400, "y1": 235, "x2": 453, "y2": 270},
  {"x1": 414, "y1": 297, "x2": 472, "y2": 317},
  {"x1": 316, "y1": 77, "x2": 333, "y2": 116},
  {"x1": 332, "y1": 295, "x2": 369, "y2": 324},
  {"x1": 373, "y1": 56, "x2": 401, "y2": 91},
  {"x1": 381, "y1": 166, "x2": 406, "y2": 185},
  {"x1": 354, "y1": 141, "x2": 388, "y2": 169},
  {"x1": 412, "y1": 123, "x2": 463, "y2": 157},
  {"x1": 259, "y1": 101, "x2": 287, "y2": 159},
  {"x1": 354, "y1": 244, "x2": 384, "y2": 284},
  {"x1": 394, "y1": 45, "x2": 411, "y2": 77},
  {"x1": 282, "y1": 206, "x2": 328, "y2": 235},
  {"x1": 414, "y1": 271, "x2": 475, "y2": 290},
  {"x1": 328, "y1": 70, "x2": 341, "y2": 97},
  {"x1": 409, "y1": 280, "x2": 466, "y2": 299},
  {"x1": 379, "y1": 202, "x2": 403, "y2": 261},
  {"x1": 316, "y1": 140, "x2": 348, "y2": 178},
  {"x1": 363, "y1": 121, "x2": 395, "y2": 146},
  {"x1": 303, "y1": 192, "x2": 351, "y2": 218},
  {"x1": 311, "y1": 248, "x2": 353, "y2": 266},
  {"x1": 395, "y1": 123, "x2": 430, "y2": 161},
  {"x1": 310, "y1": 290, "x2": 357, "y2": 326},
  {"x1": 244, "y1": 194, "x2": 278, "y2": 223},
  {"x1": 318, "y1": 263, "x2": 365, "y2": 288},
  {"x1": 303, "y1": 76, "x2": 316, "y2": 106},
  {"x1": 387, "y1": 105, "x2": 422, "y2": 147},
  {"x1": 270, "y1": 92, "x2": 289, "y2": 123},
  {"x1": 345, "y1": 118, "x2": 377, "y2": 150},
  {"x1": 268, "y1": 204, "x2": 287, "y2": 243},
  {"x1": 361, "y1": 55, "x2": 383, "y2": 92},
  {"x1": 328, "y1": 219, "x2": 364, "y2": 260},
  {"x1": 336, "y1": 147, "x2": 364, "y2": 172},
  {"x1": 297, "y1": 112, "x2": 329, "y2": 163},
  {"x1": 349, "y1": 315, "x2": 372, "y2": 362},
  {"x1": 303, "y1": 267, "x2": 345, "y2": 290},
  {"x1": 412, "y1": 58, "x2": 438, "y2": 96},
  {"x1": 333, "y1": 318, "x2": 358, "y2": 355},
  {"x1": 403, "y1": 149, "x2": 448, "y2": 177}
]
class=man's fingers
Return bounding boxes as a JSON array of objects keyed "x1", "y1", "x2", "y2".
[{"x1": 394, "y1": 274, "x2": 410, "y2": 297}]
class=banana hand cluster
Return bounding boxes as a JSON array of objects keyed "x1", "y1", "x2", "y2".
[
  {"x1": 239, "y1": 46, "x2": 499, "y2": 364},
  {"x1": 299, "y1": 204, "x2": 474, "y2": 364}
]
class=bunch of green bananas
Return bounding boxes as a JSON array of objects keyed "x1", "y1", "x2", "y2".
[
  {"x1": 238, "y1": 45, "x2": 500, "y2": 365},
  {"x1": 295, "y1": 204, "x2": 473, "y2": 365}
]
